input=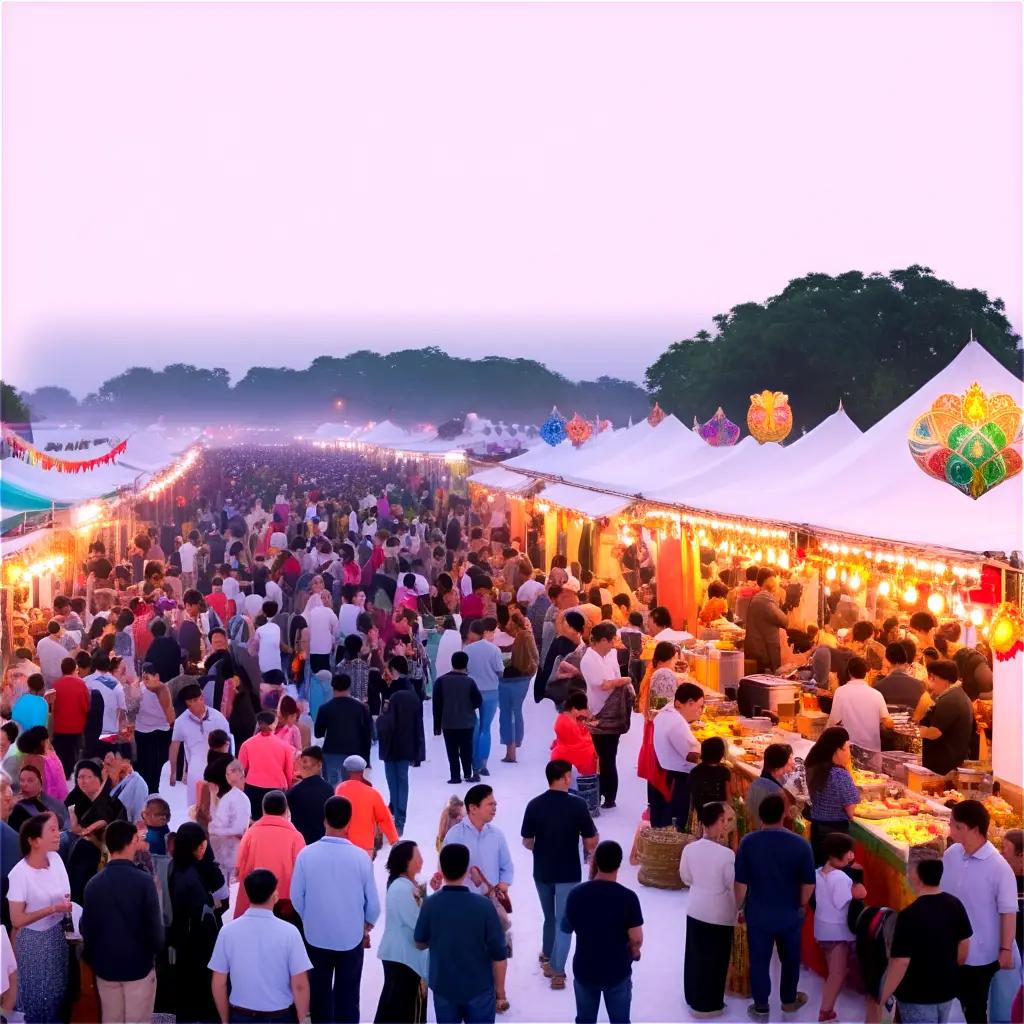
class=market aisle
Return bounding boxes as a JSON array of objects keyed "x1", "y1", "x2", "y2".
[{"x1": 162, "y1": 693, "x2": 963, "y2": 1024}]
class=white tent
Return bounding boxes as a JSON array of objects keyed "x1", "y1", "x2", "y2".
[
  {"x1": 538, "y1": 483, "x2": 633, "y2": 519},
  {"x1": 467, "y1": 466, "x2": 536, "y2": 494}
]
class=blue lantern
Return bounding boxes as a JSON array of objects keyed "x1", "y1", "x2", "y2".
[{"x1": 539, "y1": 407, "x2": 567, "y2": 447}]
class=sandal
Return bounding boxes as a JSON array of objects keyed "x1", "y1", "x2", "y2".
[
  {"x1": 496, "y1": 997, "x2": 510, "y2": 1014},
  {"x1": 550, "y1": 974, "x2": 567, "y2": 990},
  {"x1": 818, "y1": 1012, "x2": 837, "y2": 1022}
]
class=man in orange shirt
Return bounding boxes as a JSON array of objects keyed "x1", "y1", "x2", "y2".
[
  {"x1": 239, "y1": 712, "x2": 295, "y2": 820},
  {"x1": 333, "y1": 755, "x2": 398, "y2": 859},
  {"x1": 233, "y1": 789, "x2": 305, "y2": 919}
]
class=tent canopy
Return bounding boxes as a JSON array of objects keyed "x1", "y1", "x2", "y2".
[
  {"x1": 539, "y1": 483, "x2": 631, "y2": 519},
  {"x1": 467, "y1": 467, "x2": 536, "y2": 494}
]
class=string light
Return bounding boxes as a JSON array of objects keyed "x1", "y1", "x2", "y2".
[
  {"x1": 902, "y1": 584, "x2": 919, "y2": 605},
  {"x1": 877, "y1": 580, "x2": 891, "y2": 597},
  {"x1": 8, "y1": 554, "x2": 66, "y2": 584},
  {"x1": 825, "y1": 566, "x2": 837, "y2": 582},
  {"x1": 927, "y1": 592, "x2": 945, "y2": 615},
  {"x1": 141, "y1": 447, "x2": 202, "y2": 501},
  {"x1": 970, "y1": 608, "x2": 985, "y2": 627},
  {"x1": 848, "y1": 572, "x2": 862, "y2": 592}
]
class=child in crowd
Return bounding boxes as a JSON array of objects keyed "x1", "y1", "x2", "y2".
[
  {"x1": 815, "y1": 832, "x2": 868, "y2": 1023},
  {"x1": 141, "y1": 795, "x2": 172, "y2": 855},
  {"x1": 688, "y1": 737, "x2": 733, "y2": 824},
  {"x1": 436, "y1": 795, "x2": 465, "y2": 852}
]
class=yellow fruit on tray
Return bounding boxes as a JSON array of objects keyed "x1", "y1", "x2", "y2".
[{"x1": 879, "y1": 815, "x2": 948, "y2": 847}]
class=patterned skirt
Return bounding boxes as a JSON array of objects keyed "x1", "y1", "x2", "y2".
[{"x1": 15, "y1": 922, "x2": 69, "y2": 1023}]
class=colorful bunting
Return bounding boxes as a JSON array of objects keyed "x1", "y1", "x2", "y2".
[
  {"x1": 908, "y1": 382, "x2": 1022, "y2": 500},
  {"x1": 2, "y1": 428, "x2": 127, "y2": 472}
]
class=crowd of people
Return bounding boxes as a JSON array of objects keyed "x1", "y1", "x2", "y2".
[{"x1": 0, "y1": 445, "x2": 1020, "y2": 1024}]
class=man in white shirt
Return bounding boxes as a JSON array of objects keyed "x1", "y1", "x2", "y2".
[
  {"x1": 178, "y1": 531, "x2": 200, "y2": 589},
  {"x1": 337, "y1": 587, "x2": 365, "y2": 639},
  {"x1": 579, "y1": 623, "x2": 633, "y2": 809},
  {"x1": 516, "y1": 577, "x2": 546, "y2": 608},
  {"x1": 255, "y1": 601, "x2": 284, "y2": 683},
  {"x1": 85, "y1": 651, "x2": 129, "y2": 741},
  {"x1": 306, "y1": 592, "x2": 339, "y2": 675},
  {"x1": 941, "y1": 799, "x2": 1019, "y2": 1024},
  {"x1": 36, "y1": 621, "x2": 70, "y2": 685},
  {"x1": 169, "y1": 683, "x2": 232, "y2": 804},
  {"x1": 652, "y1": 681, "x2": 704, "y2": 831},
  {"x1": 826, "y1": 655, "x2": 893, "y2": 756}
]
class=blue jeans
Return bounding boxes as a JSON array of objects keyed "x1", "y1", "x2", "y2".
[
  {"x1": 536, "y1": 880, "x2": 576, "y2": 974},
  {"x1": 384, "y1": 759, "x2": 410, "y2": 833},
  {"x1": 897, "y1": 1002, "x2": 954, "y2": 1023},
  {"x1": 473, "y1": 690, "x2": 500, "y2": 770},
  {"x1": 498, "y1": 678, "x2": 530, "y2": 745},
  {"x1": 323, "y1": 753, "x2": 347, "y2": 787},
  {"x1": 573, "y1": 976, "x2": 632, "y2": 1024},
  {"x1": 432, "y1": 987, "x2": 496, "y2": 1024},
  {"x1": 746, "y1": 919, "x2": 802, "y2": 1009}
]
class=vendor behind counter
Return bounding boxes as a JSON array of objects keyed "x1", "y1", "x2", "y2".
[{"x1": 917, "y1": 659, "x2": 977, "y2": 777}]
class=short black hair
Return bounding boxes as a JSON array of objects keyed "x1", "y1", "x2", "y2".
[
  {"x1": 846, "y1": 656, "x2": 868, "y2": 680},
  {"x1": 590, "y1": 622, "x2": 617, "y2": 644},
  {"x1": 822, "y1": 831, "x2": 855, "y2": 862},
  {"x1": 927, "y1": 659, "x2": 959, "y2": 685},
  {"x1": 243, "y1": 868, "x2": 278, "y2": 905},
  {"x1": 179, "y1": 683, "x2": 203, "y2": 703},
  {"x1": 388, "y1": 655, "x2": 409, "y2": 676},
  {"x1": 675, "y1": 682, "x2": 704, "y2": 705},
  {"x1": 301, "y1": 745, "x2": 324, "y2": 762},
  {"x1": 104, "y1": 819, "x2": 138, "y2": 854},
  {"x1": 700, "y1": 801, "x2": 729, "y2": 829},
  {"x1": 440, "y1": 842, "x2": 470, "y2": 880},
  {"x1": 332, "y1": 672, "x2": 352, "y2": 692},
  {"x1": 464, "y1": 784, "x2": 492, "y2": 810},
  {"x1": 262, "y1": 601, "x2": 279, "y2": 617},
  {"x1": 909, "y1": 611, "x2": 937, "y2": 633},
  {"x1": 912, "y1": 856, "x2": 944, "y2": 887},
  {"x1": 74, "y1": 758, "x2": 104, "y2": 780},
  {"x1": 563, "y1": 611, "x2": 585, "y2": 633},
  {"x1": 649, "y1": 606, "x2": 672, "y2": 629},
  {"x1": 262, "y1": 790, "x2": 288, "y2": 816},
  {"x1": 450, "y1": 651, "x2": 469, "y2": 671},
  {"x1": 545, "y1": 759, "x2": 573, "y2": 784},
  {"x1": 150, "y1": 617, "x2": 168, "y2": 637},
  {"x1": 594, "y1": 840, "x2": 623, "y2": 873},
  {"x1": 700, "y1": 737, "x2": 726, "y2": 764},
  {"x1": 566, "y1": 691, "x2": 588, "y2": 711},
  {"x1": 852, "y1": 621, "x2": 874, "y2": 643},
  {"x1": 885, "y1": 641, "x2": 909, "y2": 665},
  {"x1": 324, "y1": 795, "x2": 352, "y2": 829},
  {"x1": 758, "y1": 794, "x2": 785, "y2": 825},
  {"x1": 951, "y1": 798, "x2": 990, "y2": 837}
]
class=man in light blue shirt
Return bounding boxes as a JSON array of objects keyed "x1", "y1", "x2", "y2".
[
  {"x1": 291, "y1": 795, "x2": 380, "y2": 1024},
  {"x1": 464, "y1": 621, "x2": 506, "y2": 776},
  {"x1": 442, "y1": 783, "x2": 514, "y2": 896},
  {"x1": 209, "y1": 868, "x2": 312, "y2": 1023}
]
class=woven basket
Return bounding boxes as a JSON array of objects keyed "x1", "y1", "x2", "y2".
[
  {"x1": 726, "y1": 919, "x2": 751, "y2": 997},
  {"x1": 636, "y1": 826, "x2": 692, "y2": 889}
]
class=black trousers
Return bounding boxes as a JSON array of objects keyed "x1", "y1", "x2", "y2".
[
  {"x1": 374, "y1": 959, "x2": 425, "y2": 1024},
  {"x1": 592, "y1": 733, "x2": 621, "y2": 803},
  {"x1": 683, "y1": 916, "x2": 733, "y2": 1013},
  {"x1": 648, "y1": 771, "x2": 691, "y2": 831},
  {"x1": 310, "y1": 654, "x2": 331, "y2": 674},
  {"x1": 958, "y1": 961, "x2": 999, "y2": 1024},
  {"x1": 245, "y1": 784, "x2": 274, "y2": 821},
  {"x1": 134, "y1": 729, "x2": 171, "y2": 795},
  {"x1": 308, "y1": 941, "x2": 364, "y2": 1024},
  {"x1": 52, "y1": 733, "x2": 83, "y2": 778},
  {"x1": 443, "y1": 728, "x2": 474, "y2": 781},
  {"x1": 809, "y1": 819, "x2": 850, "y2": 867}
]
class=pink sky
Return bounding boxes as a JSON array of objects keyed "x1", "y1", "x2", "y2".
[{"x1": 2, "y1": 1, "x2": 1021, "y2": 392}]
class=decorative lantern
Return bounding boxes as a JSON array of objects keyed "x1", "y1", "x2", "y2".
[
  {"x1": 647, "y1": 402, "x2": 666, "y2": 427},
  {"x1": 594, "y1": 416, "x2": 611, "y2": 434},
  {"x1": 747, "y1": 391, "x2": 793, "y2": 444},
  {"x1": 989, "y1": 603, "x2": 1024, "y2": 661},
  {"x1": 539, "y1": 407, "x2": 568, "y2": 447},
  {"x1": 697, "y1": 407, "x2": 741, "y2": 447},
  {"x1": 566, "y1": 412, "x2": 593, "y2": 447},
  {"x1": 908, "y1": 382, "x2": 1022, "y2": 500}
]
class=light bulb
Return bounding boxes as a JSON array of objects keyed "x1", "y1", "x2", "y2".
[
  {"x1": 825, "y1": 566, "x2": 837, "y2": 582},
  {"x1": 777, "y1": 551, "x2": 790, "y2": 571},
  {"x1": 927, "y1": 592, "x2": 945, "y2": 615},
  {"x1": 848, "y1": 572, "x2": 862, "y2": 592},
  {"x1": 969, "y1": 608, "x2": 984, "y2": 627},
  {"x1": 903, "y1": 585, "x2": 919, "y2": 605},
  {"x1": 877, "y1": 580, "x2": 891, "y2": 597}
]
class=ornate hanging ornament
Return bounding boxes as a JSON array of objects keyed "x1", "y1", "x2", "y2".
[
  {"x1": 593, "y1": 416, "x2": 611, "y2": 434},
  {"x1": 697, "y1": 407, "x2": 741, "y2": 447},
  {"x1": 1, "y1": 428, "x2": 128, "y2": 472},
  {"x1": 908, "y1": 382, "x2": 1023, "y2": 500},
  {"x1": 647, "y1": 402, "x2": 666, "y2": 427},
  {"x1": 747, "y1": 391, "x2": 793, "y2": 444},
  {"x1": 988, "y1": 602, "x2": 1024, "y2": 661},
  {"x1": 539, "y1": 406, "x2": 568, "y2": 447},
  {"x1": 565, "y1": 412, "x2": 593, "y2": 447}
]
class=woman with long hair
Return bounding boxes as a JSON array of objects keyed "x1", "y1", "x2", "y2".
[
  {"x1": 499, "y1": 611, "x2": 539, "y2": 763},
  {"x1": 168, "y1": 821, "x2": 221, "y2": 1023},
  {"x1": 374, "y1": 840, "x2": 428, "y2": 1024},
  {"x1": 7, "y1": 812, "x2": 71, "y2": 1022},
  {"x1": 804, "y1": 727, "x2": 859, "y2": 865}
]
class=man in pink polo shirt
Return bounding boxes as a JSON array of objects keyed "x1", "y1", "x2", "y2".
[{"x1": 238, "y1": 711, "x2": 294, "y2": 820}]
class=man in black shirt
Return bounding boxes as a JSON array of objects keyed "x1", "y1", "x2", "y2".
[
  {"x1": 314, "y1": 673, "x2": 372, "y2": 786},
  {"x1": 880, "y1": 856, "x2": 972, "y2": 1019},
  {"x1": 918, "y1": 660, "x2": 976, "y2": 776},
  {"x1": 521, "y1": 760, "x2": 599, "y2": 989},
  {"x1": 874, "y1": 642, "x2": 925, "y2": 710},
  {"x1": 561, "y1": 840, "x2": 643, "y2": 1024},
  {"x1": 146, "y1": 618, "x2": 184, "y2": 683},
  {"x1": 433, "y1": 651, "x2": 483, "y2": 784},
  {"x1": 535, "y1": 611, "x2": 585, "y2": 705},
  {"x1": 287, "y1": 747, "x2": 335, "y2": 846}
]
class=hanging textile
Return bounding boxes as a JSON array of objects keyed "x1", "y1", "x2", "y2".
[
  {"x1": 566, "y1": 517, "x2": 583, "y2": 575},
  {"x1": 2, "y1": 429, "x2": 127, "y2": 473},
  {"x1": 578, "y1": 522, "x2": 594, "y2": 577},
  {"x1": 656, "y1": 536, "x2": 686, "y2": 631},
  {"x1": 543, "y1": 509, "x2": 558, "y2": 572}
]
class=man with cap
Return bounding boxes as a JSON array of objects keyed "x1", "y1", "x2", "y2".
[
  {"x1": 210, "y1": 868, "x2": 312, "y2": 1024},
  {"x1": 333, "y1": 755, "x2": 399, "y2": 857}
]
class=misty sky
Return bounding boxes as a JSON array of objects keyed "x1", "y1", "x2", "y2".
[{"x1": 2, "y1": 1, "x2": 1021, "y2": 395}]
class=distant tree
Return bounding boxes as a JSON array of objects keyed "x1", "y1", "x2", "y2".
[
  {"x1": 645, "y1": 266, "x2": 1022, "y2": 434},
  {"x1": 0, "y1": 380, "x2": 31, "y2": 424},
  {"x1": 20, "y1": 385, "x2": 79, "y2": 421}
]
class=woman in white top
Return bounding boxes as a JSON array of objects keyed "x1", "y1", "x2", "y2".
[
  {"x1": 679, "y1": 801, "x2": 737, "y2": 1016},
  {"x1": 6, "y1": 811, "x2": 72, "y2": 1022},
  {"x1": 814, "y1": 831, "x2": 866, "y2": 1023},
  {"x1": 206, "y1": 759, "x2": 251, "y2": 883},
  {"x1": 375, "y1": 840, "x2": 429, "y2": 1024}
]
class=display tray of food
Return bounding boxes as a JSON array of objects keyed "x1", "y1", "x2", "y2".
[
  {"x1": 871, "y1": 813, "x2": 948, "y2": 850},
  {"x1": 692, "y1": 718, "x2": 739, "y2": 742},
  {"x1": 853, "y1": 796, "x2": 925, "y2": 820}
]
